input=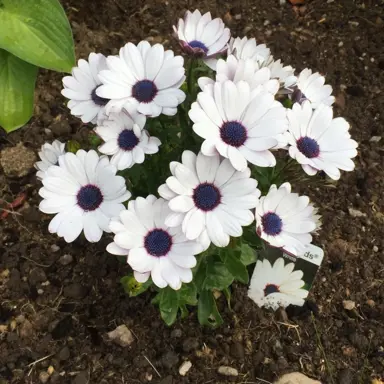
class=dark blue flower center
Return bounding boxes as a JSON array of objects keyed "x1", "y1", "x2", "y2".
[
  {"x1": 261, "y1": 212, "x2": 283, "y2": 236},
  {"x1": 117, "y1": 129, "x2": 139, "y2": 151},
  {"x1": 144, "y1": 229, "x2": 172, "y2": 257},
  {"x1": 264, "y1": 284, "x2": 280, "y2": 296},
  {"x1": 297, "y1": 136, "x2": 320, "y2": 158},
  {"x1": 292, "y1": 88, "x2": 307, "y2": 104},
  {"x1": 77, "y1": 185, "x2": 103, "y2": 211},
  {"x1": 193, "y1": 183, "x2": 221, "y2": 212},
  {"x1": 132, "y1": 80, "x2": 158, "y2": 103},
  {"x1": 188, "y1": 40, "x2": 208, "y2": 54},
  {"x1": 220, "y1": 121, "x2": 247, "y2": 147},
  {"x1": 91, "y1": 86, "x2": 110, "y2": 106}
]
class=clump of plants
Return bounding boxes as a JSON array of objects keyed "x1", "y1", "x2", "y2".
[{"x1": 34, "y1": 9, "x2": 357, "y2": 326}]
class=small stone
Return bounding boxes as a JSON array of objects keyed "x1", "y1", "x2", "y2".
[
  {"x1": 338, "y1": 368, "x2": 354, "y2": 384},
  {"x1": 348, "y1": 208, "x2": 366, "y2": 218},
  {"x1": 51, "y1": 245, "x2": 60, "y2": 252},
  {"x1": 107, "y1": 325, "x2": 134, "y2": 347},
  {"x1": 178, "y1": 361, "x2": 192, "y2": 376},
  {"x1": 59, "y1": 254, "x2": 73, "y2": 265},
  {"x1": 0, "y1": 143, "x2": 36, "y2": 178},
  {"x1": 373, "y1": 246, "x2": 379, "y2": 252},
  {"x1": 338, "y1": 41, "x2": 344, "y2": 47},
  {"x1": 366, "y1": 299, "x2": 375, "y2": 307},
  {"x1": 274, "y1": 372, "x2": 321, "y2": 384},
  {"x1": 19, "y1": 319, "x2": 34, "y2": 339},
  {"x1": 217, "y1": 366, "x2": 238, "y2": 377},
  {"x1": 170, "y1": 329, "x2": 182, "y2": 338},
  {"x1": 370, "y1": 136, "x2": 382, "y2": 143},
  {"x1": 47, "y1": 366, "x2": 54, "y2": 375},
  {"x1": 343, "y1": 300, "x2": 356, "y2": 310},
  {"x1": 38, "y1": 289, "x2": 44, "y2": 295},
  {"x1": 63, "y1": 283, "x2": 88, "y2": 299},
  {"x1": 342, "y1": 345, "x2": 356, "y2": 357},
  {"x1": 39, "y1": 371, "x2": 50, "y2": 383},
  {"x1": 161, "y1": 351, "x2": 179, "y2": 369},
  {"x1": 58, "y1": 346, "x2": 70, "y2": 361},
  {"x1": 182, "y1": 337, "x2": 199, "y2": 352}
]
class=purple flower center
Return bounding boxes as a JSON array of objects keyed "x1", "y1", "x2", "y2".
[
  {"x1": 297, "y1": 136, "x2": 320, "y2": 158},
  {"x1": 144, "y1": 229, "x2": 172, "y2": 257},
  {"x1": 261, "y1": 212, "x2": 283, "y2": 236},
  {"x1": 193, "y1": 183, "x2": 221, "y2": 212},
  {"x1": 132, "y1": 80, "x2": 158, "y2": 103},
  {"x1": 188, "y1": 40, "x2": 208, "y2": 54},
  {"x1": 118, "y1": 129, "x2": 139, "y2": 151},
  {"x1": 220, "y1": 121, "x2": 247, "y2": 147},
  {"x1": 264, "y1": 284, "x2": 280, "y2": 296},
  {"x1": 91, "y1": 86, "x2": 110, "y2": 106},
  {"x1": 77, "y1": 185, "x2": 103, "y2": 211}
]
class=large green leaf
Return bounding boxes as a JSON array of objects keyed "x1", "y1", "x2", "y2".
[
  {"x1": 0, "y1": 49, "x2": 37, "y2": 132},
  {"x1": 0, "y1": 0, "x2": 75, "y2": 72},
  {"x1": 220, "y1": 249, "x2": 249, "y2": 284},
  {"x1": 198, "y1": 290, "x2": 223, "y2": 328}
]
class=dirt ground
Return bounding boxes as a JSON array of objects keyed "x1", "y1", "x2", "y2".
[{"x1": 1, "y1": 0, "x2": 384, "y2": 383}]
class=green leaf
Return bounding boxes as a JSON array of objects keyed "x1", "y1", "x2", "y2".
[
  {"x1": 240, "y1": 243, "x2": 258, "y2": 266},
  {"x1": 120, "y1": 274, "x2": 152, "y2": 297},
  {"x1": 220, "y1": 249, "x2": 249, "y2": 284},
  {"x1": 158, "y1": 287, "x2": 179, "y2": 326},
  {"x1": 0, "y1": 0, "x2": 75, "y2": 72},
  {"x1": 0, "y1": 49, "x2": 37, "y2": 132},
  {"x1": 179, "y1": 282, "x2": 198, "y2": 306},
  {"x1": 198, "y1": 290, "x2": 223, "y2": 328},
  {"x1": 203, "y1": 260, "x2": 234, "y2": 291},
  {"x1": 66, "y1": 140, "x2": 81, "y2": 154}
]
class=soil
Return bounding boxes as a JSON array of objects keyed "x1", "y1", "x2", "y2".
[{"x1": 1, "y1": 0, "x2": 384, "y2": 383}]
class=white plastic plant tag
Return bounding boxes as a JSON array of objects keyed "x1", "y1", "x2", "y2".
[{"x1": 248, "y1": 244, "x2": 324, "y2": 310}]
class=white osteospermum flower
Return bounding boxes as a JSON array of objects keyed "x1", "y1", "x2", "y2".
[
  {"x1": 228, "y1": 37, "x2": 296, "y2": 91},
  {"x1": 106, "y1": 196, "x2": 203, "y2": 290},
  {"x1": 62, "y1": 53, "x2": 109, "y2": 124},
  {"x1": 189, "y1": 80, "x2": 288, "y2": 172},
  {"x1": 39, "y1": 150, "x2": 131, "y2": 243},
  {"x1": 228, "y1": 37, "x2": 270, "y2": 66},
  {"x1": 248, "y1": 258, "x2": 308, "y2": 310},
  {"x1": 295, "y1": 68, "x2": 335, "y2": 108},
  {"x1": 255, "y1": 183, "x2": 319, "y2": 256},
  {"x1": 198, "y1": 55, "x2": 279, "y2": 95},
  {"x1": 97, "y1": 41, "x2": 186, "y2": 118},
  {"x1": 35, "y1": 140, "x2": 65, "y2": 180},
  {"x1": 173, "y1": 9, "x2": 230, "y2": 70},
  {"x1": 95, "y1": 112, "x2": 161, "y2": 170},
  {"x1": 158, "y1": 151, "x2": 260, "y2": 249},
  {"x1": 286, "y1": 101, "x2": 358, "y2": 180}
]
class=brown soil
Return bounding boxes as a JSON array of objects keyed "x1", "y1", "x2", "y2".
[{"x1": 1, "y1": 0, "x2": 384, "y2": 383}]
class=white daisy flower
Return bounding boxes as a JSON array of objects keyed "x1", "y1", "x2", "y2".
[
  {"x1": 173, "y1": 9, "x2": 230, "y2": 70},
  {"x1": 62, "y1": 53, "x2": 109, "y2": 124},
  {"x1": 39, "y1": 150, "x2": 131, "y2": 243},
  {"x1": 35, "y1": 140, "x2": 65, "y2": 180},
  {"x1": 96, "y1": 41, "x2": 186, "y2": 118},
  {"x1": 248, "y1": 258, "x2": 308, "y2": 310},
  {"x1": 95, "y1": 111, "x2": 161, "y2": 171},
  {"x1": 189, "y1": 80, "x2": 288, "y2": 172},
  {"x1": 286, "y1": 101, "x2": 358, "y2": 180},
  {"x1": 255, "y1": 183, "x2": 319, "y2": 256},
  {"x1": 106, "y1": 195, "x2": 203, "y2": 290},
  {"x1": 158, "y1": 151, "x2": 260, "y2": 249},
  {"x1": 228, "y1": 37, "x2": 296, "y2": 91},
  {"x1": 294, "y1": 68, "x2": 335, "y2": 108},
  {"x1": 198, "y1": 55, "x2": 280, "y2": 95},
  {"x1": 228, "y1": 36, "x2": 270, "y2": 65}
]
